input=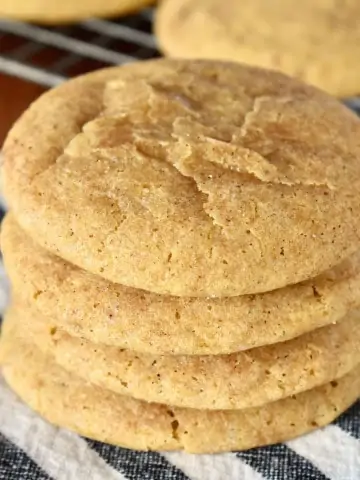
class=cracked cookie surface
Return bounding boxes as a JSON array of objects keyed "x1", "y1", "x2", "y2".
[
  {"x1": 3, "y1": 215, "x2": 360, "y2": 355},
  {"x1": 3, "y1": 59, "x2": 360, "y2": 296},
  {"x1": 156, "y1": 0, "x2": 360, "y2": 97},
  {"x1": 1, "y1": 319, "x2": 360, "y2": 453}
]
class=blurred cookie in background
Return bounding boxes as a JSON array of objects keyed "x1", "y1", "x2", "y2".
[
  {"x1": 155, "y1": 0, "x2": 360, "y2": 97},
  {"x1": 0, "y1": 0, "x2": 154, "y2": 23}
]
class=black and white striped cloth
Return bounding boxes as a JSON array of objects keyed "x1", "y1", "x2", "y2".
[{"x1": 0, "y1": 187, "x2": 359, "y2": 480}]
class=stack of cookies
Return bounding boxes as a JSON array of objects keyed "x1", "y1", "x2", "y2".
[{"x1": 1, "y1": 59, "x2": 360, "y2": 453}]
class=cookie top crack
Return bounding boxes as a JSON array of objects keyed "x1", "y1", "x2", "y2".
[{"x1": 3, "y1": 59, "x2": 360, "y2": 296}]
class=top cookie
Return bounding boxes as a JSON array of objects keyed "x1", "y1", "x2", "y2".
[
  {"x1": 155, "y1": 0, "x2": 360, "y2": 97},
  {"x1": 3, "y1": 59, "x2": 360, "y2": 297},
  {"x1": 0, "y1": 0, "x2": 153, "y2": 23}
]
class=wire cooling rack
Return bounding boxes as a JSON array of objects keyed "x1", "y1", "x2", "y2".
[
  {"x1": 0, "y1": 7, "x2": 359, "y2": 115},
  {"x1": 0, "y1": 8, "x2": 159, "y2": 87}
]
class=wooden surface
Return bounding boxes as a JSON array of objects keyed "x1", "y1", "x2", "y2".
[{"x1": 0, "y1": 73, "x2": 46, "y2": 146}]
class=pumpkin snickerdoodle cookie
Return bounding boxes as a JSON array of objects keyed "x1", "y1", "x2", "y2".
[
  {"x1": 156, "y1": 0, "x2": 360, "y2": 97},
  {"x1": 1, "y1": 320, "x2": 359, "y2": 453},
  {"x1": 3, "y1": 214, "x2": 360, "y2": 355},
  {"x1": 0, "y1": 0, "x2": 153, "y2": 23},
  {"x1": 3, "y1": 60, "x2": 360, "y2": 297},
  {"x1": 10, "y1": 302, "x2": 360, "y2": 410}
]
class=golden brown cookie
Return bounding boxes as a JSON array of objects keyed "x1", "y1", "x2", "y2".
[
  {"x1": 3, "y1": 214, "x2": 360, "y2": 355},
  {"x1": 0, "y1": 0, "x2": 153, "y2": 23},
  {"x1": 156, "y1": 0, "x2": 360, "y2": 97},
  {"x1": 11, "y1": 301, "x2": 360, "y2": 410},
  {"x1": 3, "y1": 60, "x2": 360, "y2": 297},
  {"x1": 1, "y1": 321, "x2": 359, "y2": 453}
]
